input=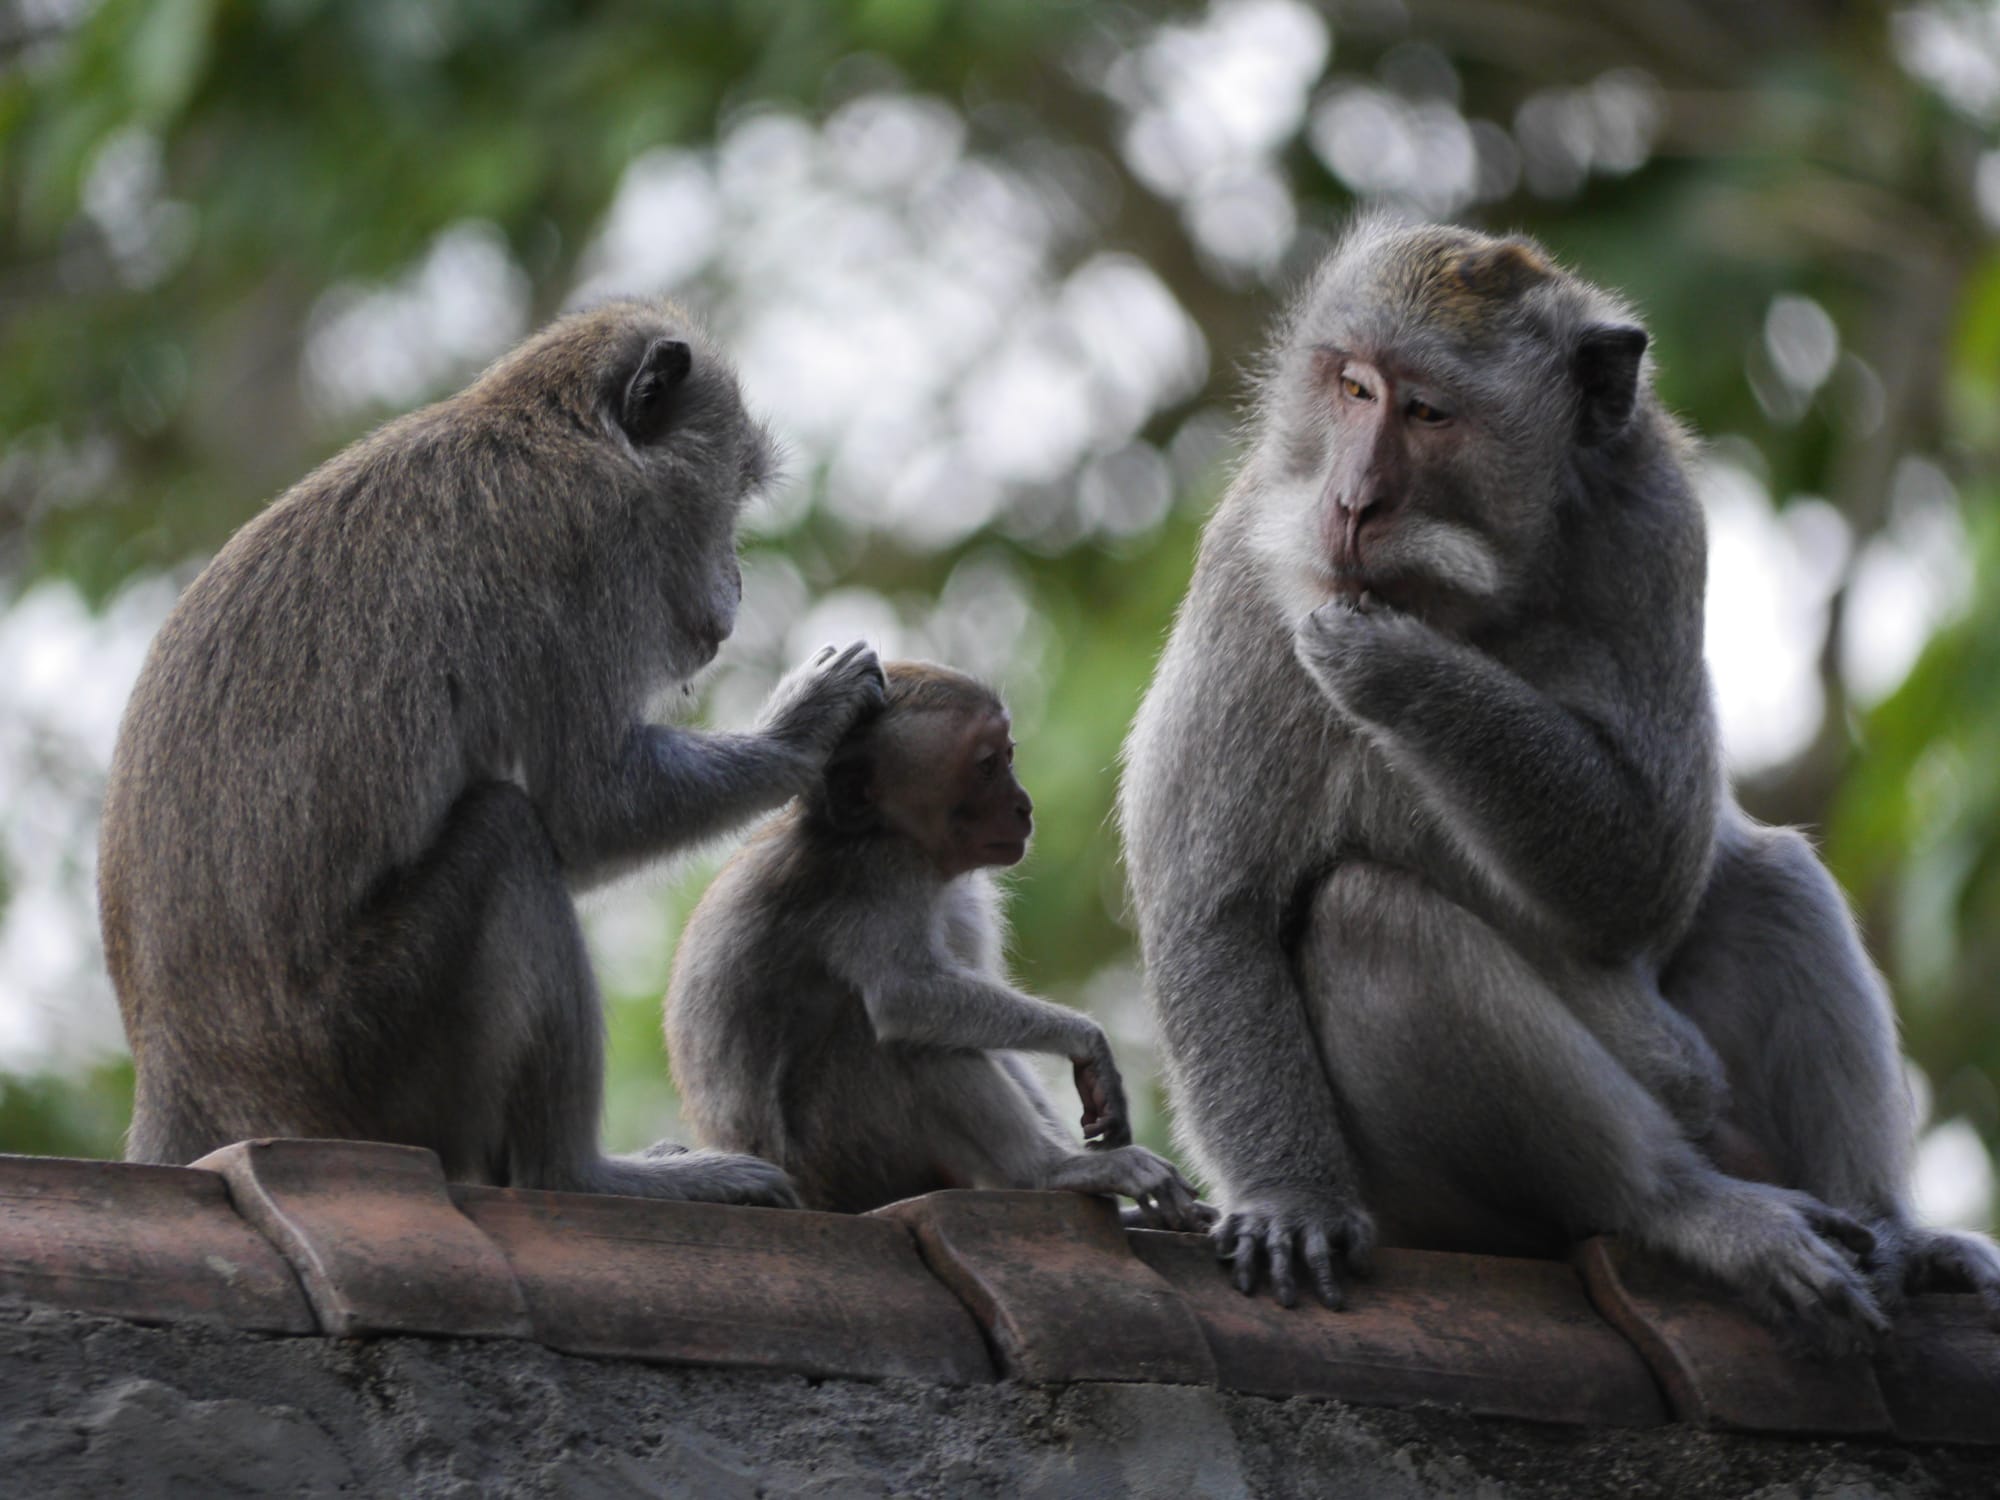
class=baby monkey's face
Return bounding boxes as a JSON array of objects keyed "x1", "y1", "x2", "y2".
[
  {"x1": 948, "y1": 709, "x2": 1034, "y2": 875},
  {"x1": 872, "y1": 705, "x2": 1033, "y2": 879}
]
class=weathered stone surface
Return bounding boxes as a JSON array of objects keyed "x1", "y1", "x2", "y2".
[
  {"x1": 454, "y1": 1184, "x2": 993, "y2": 1384},
  {"x1": 1574, "y1": 1235, "x2": 1893, "y2": 1436},
  {"x1": 195, "y1": 1139, "x2": 530, "y2": 1339},
  {"x1": 8, "y1": 1300, "x2": 2000, "y2": 1499},
  {"x1": 1875, "y1": 1294, "x2": 2000, "y2": 1446},
  {"x1": 0, "y1": 1153, "x2": 313, "y2": 1334},
  {"x1": 1133, "y1": 1232, "x2": 1668, "y2": 1427},
  {"x1": 877, "y1": 1190, "x2": 1216, "y2": 1386}
]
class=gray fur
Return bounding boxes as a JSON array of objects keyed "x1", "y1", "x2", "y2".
[
  {"x1": 1120, "y1": 217, "x2": 2000, "y2": 1343},
  {"x1": 667, "y1": 669, "x2": 1205, "y2": 1229},
  {"x1": 99, "y1": 299, "x2": 883, "y2": 1205}
]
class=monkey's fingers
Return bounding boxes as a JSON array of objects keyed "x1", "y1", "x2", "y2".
[
  {"x1": 1302, "y1": 1223, "x2": 1344, "y2": 1310},
  {"x1": 1801, "y1": 1201, "x2": 1877, "y2": 1265},
  {"x1": 1266, "y1": 1223, "x2": 1301, "y2": 1308},
  {"x1": 828, "y1": 639, "x2": 884, "y2": 686},
  {"x1": 813, "y1": 643, "x2": 838, "y2": 665},
  {"x1": 1073, "y1": 1058, "x2": 1117, "y2": 1141},
  {"x1": 1335, "y1": 1208, "x2": 1378, "y2": 1275},
  {"x1": 1219, "y1": 1219, "x2": 1263, "y2": 1297},
  {"x1": 1156, "y1": 1172, "x2": 1202, "y2": 1230}
]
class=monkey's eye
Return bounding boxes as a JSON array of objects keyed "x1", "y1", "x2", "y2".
[
  {"x1": 1407, "y1": 397, "x2": 1451, "y2": 425},
  {"x1": 976, "y1": 751, "x2": 1001, "y2": 779},
  {"x1": 1005, "y1": 743, "x2": 1015, "y2": 766},
  {"x1": 1340, "y1": 374, "x2": 1373, "y2": 402}
]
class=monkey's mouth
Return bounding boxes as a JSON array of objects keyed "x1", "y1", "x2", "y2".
[{"x1": 984, "y1": 838, "x2": 1030, "y2": 866}]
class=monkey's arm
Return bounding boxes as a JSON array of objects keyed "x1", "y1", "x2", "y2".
[
  {"x1": 540, "y1": 642, "x2": 883, "y2": 879},
  {"x1": 1295, "y1": 602, "x2": 1709, "y2": 960},
  {"x1": 828, "y1": 931, "x2": 1132, "y2": 1146},
  {"x1": 539, "y1": 724, "x2": 818, "y2": 879},
  {"x1": 1121, "y1": 565, "x2": 1378, "y2": 1306}
]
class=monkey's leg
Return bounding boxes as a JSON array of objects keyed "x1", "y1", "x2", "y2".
[
  {"x1": 1304, "y1": 861, "x2": 1888, "y2": 1353},
  {"x1": 331, "y1": 782, "x2": 795, "y2": 1206},
  {"x1": 1664, "y1": 816, "x2": 2000, "y2": 1320}
]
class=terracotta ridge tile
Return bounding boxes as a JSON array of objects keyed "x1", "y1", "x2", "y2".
[
  {"x1": 194, "y1": 1138, "x2": 532, "y2": 1340},
  {"x1": 876, "y1": 1189, "x2": 1217, "y2": 1386},
  {"x1": 0, "y1": 1152, "x2": 313, "y2": 1334},
  {"x1": 453, "y1": 1183, "x2": 993, "y2": 1384}
]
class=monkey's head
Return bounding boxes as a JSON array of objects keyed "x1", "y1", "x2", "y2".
[
  {"x1": 470, "y1": 299, "x2": 779, "y2": 674},
  {"x1": 813, "y1": 661, "x2": 1034, "y2": 879},
  {"x1": 1246, "y1": 216, "x2": 1653, "y2": 634}
]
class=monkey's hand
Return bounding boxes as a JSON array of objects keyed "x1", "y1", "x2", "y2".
[
  {"x1": 1074, "y1": 1034, "x2": 1134, "y2": 1149},
  {"x1": 1214, "y1": 1186, "x2": 1376, "y2": 1310},
  {"x1": 757, "y1": 641, "x2": 887, "y2": 766},
  {"x1": 1291, "y1": 596, "x2": 1438, "y2": 721},
  {"x1": 1054, "y1": 1145, "x2": 1206, "y2": 1231}
]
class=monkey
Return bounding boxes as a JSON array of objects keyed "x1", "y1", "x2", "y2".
[
  {"x1": 665, "y1": 660, "x2": 1207, "y2": 1229},
  {"x1": 1119, "y1": 215, "x2": 2000, "y2": 1351},
  {"x1": 98, "y1": 299, "x2": 886, "y2": 1205}
]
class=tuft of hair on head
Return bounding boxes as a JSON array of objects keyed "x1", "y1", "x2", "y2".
[
  {"x1": 878, "y1": 659, "x2": 1005, "y2": 721},
  {"x1": 1394, "y1": 226, "x2": 1555, "y2": 339}
]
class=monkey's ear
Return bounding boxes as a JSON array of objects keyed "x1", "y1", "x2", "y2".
[
  {"x1": 823, "y1": 755, "x2": 876, "y2": 836},
  {"x1": 620, "y1": 338, "x2": 693, "y2": 445},
  {"x1": 1571, "y1": 324, "x2": 1648, "y2": 447}
]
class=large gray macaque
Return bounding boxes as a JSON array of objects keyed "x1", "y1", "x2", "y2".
[
  {"x1": 100, "y1": 301, "x2": 883, "y2": 1203},
  {"x1": 1120, "y1": 216, "x2": 2000, "y2": 1350},
  {"x1": 668, "y1": 660, "x2": 1205, "y2": 1228}
]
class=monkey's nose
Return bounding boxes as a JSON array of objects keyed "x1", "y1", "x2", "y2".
[{"x1": 1341, "y1": 477, "x2": 1393, "y2": 516}]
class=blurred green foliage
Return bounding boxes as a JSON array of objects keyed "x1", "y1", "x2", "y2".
[{"x1": 2, "y1": 0, "x2": 1998, "y2": 1216}]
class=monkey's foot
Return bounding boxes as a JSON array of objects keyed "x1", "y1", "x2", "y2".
[
  {"x1": 1880, "y1": 1222, "x2": 2000, "y2": 1326},
  {"x1": 594, "y1": 1148, "x2": 802, "y2": 1209},
  {"x1": 1211, "y1": 1187, "x2": 1376, "y2": 1311},
  {"x1": 1661, "y1": 1180, "x2": 1888, "y2": 1358}
]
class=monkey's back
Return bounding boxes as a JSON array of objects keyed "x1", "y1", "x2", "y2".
[{"x1": 99, "y1": 404, "x2": 615, "y2": 1082}]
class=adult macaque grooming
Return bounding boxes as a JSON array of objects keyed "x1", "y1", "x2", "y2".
[
  {"x1": 101, "y1": 301, "x2": 884, "y2": 1203},
  {"x1": 1120, "y1": 217, "x2": 2000, "y2": 1347},
  {"x1": 668, "y1": 661, "x2": 1205, "y2": 1228}
]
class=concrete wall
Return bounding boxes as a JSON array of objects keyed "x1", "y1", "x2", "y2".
[{"x1": 4, "y1": 1301, "x2": 1992, "y2": 1500}]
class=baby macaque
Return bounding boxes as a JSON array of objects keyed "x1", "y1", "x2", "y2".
[{"x1": 667, "y1": 660, "x2": 1206, "y2": 1228}]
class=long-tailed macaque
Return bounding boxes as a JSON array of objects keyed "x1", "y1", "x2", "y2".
[
  {"x1": 669, "y1": 661, "x2": 1205, "y2": 1228},
  {"x1": 101, "y1": 301, "x2": 882, "y2": 1203},
  {"x1": 1120, "y1": 217, "x2": 2000, "y2": 1347}
]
